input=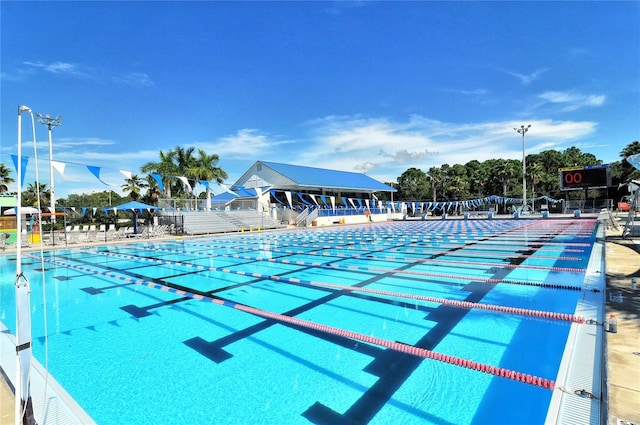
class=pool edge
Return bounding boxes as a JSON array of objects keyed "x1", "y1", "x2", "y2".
[
  {"x1": 545, "y1": 221, "x2": 606, "y2": 424},
  {"x1": 0, "y1": 322, "x2": 96, "y2": 425}
]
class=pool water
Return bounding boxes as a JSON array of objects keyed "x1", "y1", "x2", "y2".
[{"x1": 0, "y1": 219, "x2": 598, "y2": 424}]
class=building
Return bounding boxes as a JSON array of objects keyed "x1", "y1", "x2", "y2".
[{"x1": 215, "y1": 160, "x2": 396, "y2": 208}]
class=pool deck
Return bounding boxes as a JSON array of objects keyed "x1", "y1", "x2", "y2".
[
  {"x1": 1, "y1": 214, "x2": 639, "y2": 424},
  {"x1": 603, "y1": 217, "x2": 640, "y2": 425}
]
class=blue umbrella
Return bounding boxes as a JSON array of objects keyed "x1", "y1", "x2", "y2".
[{"x1": 112, "y1": 201, "x2": 158, "y2": 234}]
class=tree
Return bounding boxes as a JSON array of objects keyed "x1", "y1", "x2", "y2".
[
  {"x1": 122, "y1": 174, "x2": 148, "y2": 201},
  {"x1": 527, "y1": 162, "x2": 545, "y2": 200},
  {"x1": 186, "y1": 149, "x2": 228, "y2": 210},
  {"x1": 396, "y1": 168, "x2": 431, "y2": 201},
  {"x1": 427, "y1": 166, "x2": 444, "y2": 202},
  {"x1": 22, "y1": 182, "x2": 50, "y2": 207},
  {"x1": 618, "y1": 141, "x2": 640, "y2": 182},
  {"x1": 0, "y1": 163, "x2": 14, "y2": 193},
  {"x1": 465, "y1": 160, "x2": 486, "y2": 198},
  {"x1": 141, "y1": 149, "x2": 179, "y2": 198}
]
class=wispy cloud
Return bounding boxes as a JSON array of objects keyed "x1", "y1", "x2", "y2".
[
  {"x1": 203, "y1": 129, "x2": 294, "y2": 157},
  {"x1": 538, "y1": 91, "x2": 605, "y2": 112},
  {"x1": 112, "y1": 72, "x2": 154, "y2": 87},
  {"x1": 39, "y1": 116, "x2": 599, "y2": 194},
  {"x1": 291, "y1": 115, "x2": 597, "y2": 183},
  {"x1": 502, "y1": 67, "x2": 550, "y2": 85},
  {"x1": 16, "y1": 61, "x2": 154, "y2": 87},
  {"x1": 23, "y1": 61, "x2": 92, "y2": 78}
]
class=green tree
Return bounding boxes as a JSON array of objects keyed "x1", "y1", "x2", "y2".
[
  {"x1": 447, "y1": 164, "x2": 470, "y2": 201},
  {"x1": 396, "y1": 167, "x2": 431, "y2": 201},
  {"x1": 465, "y1": 160, "x2": 487, "y2": 198},
  {"x1": 122, "y1": 174, "x2": 148, "y2": 201},
  {"x1": 0, "y1": 163, "x2": 14, "y2": 193},
  {"x1": 22, "y1": 182, "x2": 50, "y2": 207},
  {"x1": 618, "y1": 141, "x2": 640, "y2": 182},
  {"x1": 141, "y1": 149, "x2": 179, "y2": 198},
  {"x1": 427, "y1": 166, "x2": 444, "y2": 202},
  {"x1": 527, "y1": 162, "x2": 545, "y2": 200},
  {"x1": 186, "y1": 149, "x2": 228, "y2": 209}
]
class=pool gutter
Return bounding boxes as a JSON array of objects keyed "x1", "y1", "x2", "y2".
[
  {"x1": 0, "y1": 322, "x2": 96, "y2": 424},
  {"x1": 545, "y1": 222, "x2": 606, "y2": 424}
]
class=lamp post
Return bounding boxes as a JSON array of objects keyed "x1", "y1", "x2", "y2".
[
  {"x1": 514, "y1": 124, "x2": 531, "y2": 212},
  {"x1": 36, "y1": 113, "x2": 62, "y2": 223}
]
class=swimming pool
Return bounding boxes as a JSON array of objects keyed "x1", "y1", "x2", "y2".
[{"x1": 1, "y1": 218, "x2": 601, "y2": 424}]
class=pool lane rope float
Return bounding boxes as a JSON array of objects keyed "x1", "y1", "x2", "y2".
[
  {"x1": 33, "y1": 250, "x2": 586, "y2": 324},
  {"x1": 158, "y1": 237, "x2": 587, "y2": 272},
  {"x1": 125, "y1": 243, "x2": 586, "y2": 292},
  {"x1": 205, "y1": 232, "x2": 592, "y2": 253},
  {"x1": 25, "y1": 254, "x2": 557, "y2": 391},
  {"x1": 166, "y1": 237, "x2": 586, "y2": 266}
]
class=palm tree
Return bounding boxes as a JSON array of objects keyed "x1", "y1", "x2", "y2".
[
  {"x1": 122, "y1": 174, "x2": 148, "y2": 201},
  {"x1": 489, "y1": 159, "x2": 518, "y2": 213},
  {"x1": 186, "y1": 149, "x2": 228, "y2": 210},
  {"x1": 141, "y1": 149, "x2": 179, "y2": 198},
  {"x1": 0, "y1": 163, "x2": 14, "y2": 193},
  {"x1": 22, "y1": 182, "x2": 50, "y2": 207},
  {"x1": 173, "y1": 146, "x2": 197, "y2": 196},
  {"x1": 527, "y1": 162, "x2": 545, "y2": 210}
]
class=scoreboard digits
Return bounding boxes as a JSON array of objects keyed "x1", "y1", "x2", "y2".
[{"x1": 558, "y1": 164, "x2": 610, "y2": 190}]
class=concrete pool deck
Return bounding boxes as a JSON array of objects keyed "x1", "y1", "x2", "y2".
[
  {"x1": 603, "y1": 217, "x2": 640, "y2": 425},
  {"x1": 1, "y1": 214, "x2": 639, "y2": 424}
]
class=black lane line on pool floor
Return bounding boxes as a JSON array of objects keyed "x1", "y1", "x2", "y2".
[
  {"x1": 180, "y1": 232, "x2": 453, "y2": 362},
  {"x1": 303, "y1": 231, "x2": 547, "y2": 424},
  {"x1": 182, "y1": 245, "x2": 431, "y2": 362},
  {"x1": 175, "y1": 228, "x2": 547, "y2": 424},
  {"x1": 45, "y1": 223, "x2": 559, "y2": 423}
]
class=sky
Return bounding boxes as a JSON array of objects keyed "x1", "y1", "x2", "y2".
[{"x1": 1, "y1": 1, "x2": 639, "y2": 198}]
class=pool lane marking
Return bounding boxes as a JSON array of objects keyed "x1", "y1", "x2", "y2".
[
  {"x1": 202, "y1": 233, "x2": 591, "y2": 251},
  {"x1": 117, "y1": 243, "x2": 585, "y2": 291},
  {"x1": 24, "y1": 253, "x2": 556, "y2": 391},
  {"x1": 33, "y1": 250, "x2": 585, "y2": 323},
  {"x1": 144, "y1": 239, "x2": 588, "y2": 272},
  {"x1": 181, "y1": 239, "x2": 585, "y2": 263}
]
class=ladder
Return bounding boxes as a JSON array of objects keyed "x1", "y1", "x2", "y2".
[
  {"x1": 622, "y1": 209, "x2": 636, "y2": 238},
  {"x1": 598, "y1": 208, "x2": 620, "y2": 231}
]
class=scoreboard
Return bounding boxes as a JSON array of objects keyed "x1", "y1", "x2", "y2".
[{"x1": 558, "y1": 164, "x2": 611, "y2": 190}]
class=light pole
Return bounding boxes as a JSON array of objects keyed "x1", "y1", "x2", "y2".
[
  {"x1": 36, "y1": 113, "x2": 62, "y2": 223},
  {"x1": 514, "y1": 124, "x2": 531, "y2": 212}
]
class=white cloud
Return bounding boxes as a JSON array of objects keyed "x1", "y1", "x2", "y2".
[
  {"x1": 502, "y1": 68, "x2": 550, "y2": 85},
  {"x1": 40, "y1": 115, "x2": 599, "y2": 196},
  {"x1": 538, "y1": 91, "x2": 606, "y2": 111},
  {"x1": 112, "y1": 72, "x2": 154, "y2": 87},
  {"x1": 290, "y1": 115, "x2": 598, "y2": 183},
  {"x1": 20, "y1": 61, "x2": 153, "y2": 87},
  {"x1": 202, "y1": 129, "x2": 294, "y2": 157},
  {"x1": 23, "y1": 61, "x2": 91, "y2": 78}
]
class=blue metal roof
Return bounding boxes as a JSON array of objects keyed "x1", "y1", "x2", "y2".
[{"x1": 259, "y1": 161, "x2": 396, "y2": 192}]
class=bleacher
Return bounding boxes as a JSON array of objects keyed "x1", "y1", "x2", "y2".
[{"x1": 176, "y1": 210, "x2": 286, "y2": 235}]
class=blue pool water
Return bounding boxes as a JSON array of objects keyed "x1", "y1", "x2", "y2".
[{"x1": 0, "y1": 219, "x2": 598, "y2": 424}]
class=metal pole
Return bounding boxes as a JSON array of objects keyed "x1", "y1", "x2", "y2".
[
  {"x1": 36, "y1": 113, "x2": 61, "y2": 224},
  {"x1": 514, "y1": 125, "x2": 531, "y2": 212},
  {"x1": 16, "y1": 105, "x2": 37, "y2": 425}
]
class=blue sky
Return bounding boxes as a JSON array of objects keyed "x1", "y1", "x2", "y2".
[{"x1": 1, "y1": 1, "x2": 639, "y2": 198}]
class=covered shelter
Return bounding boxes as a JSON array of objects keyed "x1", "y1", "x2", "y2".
[
  {"x1": 112, "y1": 201, "x2": 158, "y2": 234},
  {"x1": 215, "y1": 161, "x2": 397, "y2": 211}
]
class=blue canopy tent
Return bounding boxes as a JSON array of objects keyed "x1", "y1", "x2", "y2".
[{"x1": 112, "y1": 201, "x2": 158, "y2": 234}]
